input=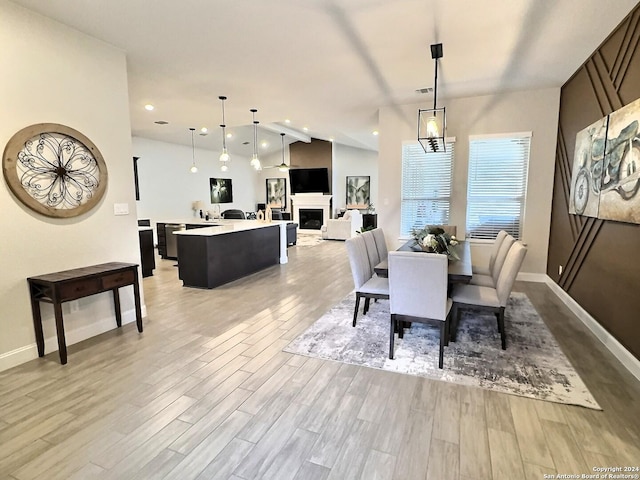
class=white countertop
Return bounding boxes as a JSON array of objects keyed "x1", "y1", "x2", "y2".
[
  {"x1": 158, "y1": 218, "x2": 228, "y2": 225},
  {"x1": 173, "y1": 219, "x2": 287, "y2": 237}
]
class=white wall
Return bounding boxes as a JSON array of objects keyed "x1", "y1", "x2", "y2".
[
  {"x1": 332, "y1": 144, "x2": 378, "y2": 218},
  {"x1": 133, "y1": 137, "x2": 256, "y2": 224},
  {"x1": 377, "y1": 88, "x2": 560, "y2": 274},
  {"x1": 255, "y1": 149, "x2": 290, "y2": 212},
  {"x1": 254, "y1": 142, "x2": 378, "y2": 219},
  {"x1": 0, "y1": 1, "x2": 142, "y2": 370}
]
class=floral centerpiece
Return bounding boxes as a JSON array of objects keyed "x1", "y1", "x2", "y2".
[{"x1": 411, "y1": 225, "x2": 459, "y2": 259}]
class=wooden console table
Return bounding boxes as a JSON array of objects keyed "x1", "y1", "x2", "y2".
[{"x1": 27, "y1": 262, "x2": 143, "y2": 364}]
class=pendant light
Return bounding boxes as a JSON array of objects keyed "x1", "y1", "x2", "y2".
[
  {"x1": 189, "y1": 128, "x2": 198, "y2": 173},
  {"x1": 249, "y1": 108, "x2": 261, "y2": 170},
  {"x1": 218, "y1": 96, "x2": 230, "y2": 170},
  {"x1": 418, "y1": 43, "x2": 446, "y2": 153},
  {"x1": 278, "y1": 133, "x2": 288, "y2": 172}
]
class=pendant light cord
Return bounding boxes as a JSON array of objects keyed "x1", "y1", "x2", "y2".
[
  {"x1": 190, "y1": 128, "x2": 195, "y2": 165},
  {"x1": 220, "y1": 96, "x2": 227, "y2": 151},
  {"x1": 433, "y1": 57, "x2": 438, "y2": 111}
]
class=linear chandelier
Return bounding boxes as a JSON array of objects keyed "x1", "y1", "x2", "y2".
[{"x1": 418, "y1": 43, "x2": 446, "y2": 153}]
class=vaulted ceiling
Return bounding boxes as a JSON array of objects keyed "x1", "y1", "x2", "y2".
[{"x1": 10, "y1": 0, "x2": 640, "y2": 156}]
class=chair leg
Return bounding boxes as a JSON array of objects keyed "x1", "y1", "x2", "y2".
[
  {"x1": 495, "y1": 312, "x2": 502, "y2": 333},
  {"x1": 363, "y1": 297, "x2": 371, "y2": 315},
  {"x1": 353, "y1": 294, "x2": 361, "y2": 327},
  {"x1": 438, "y1": 322, "x2": 445, "y2": 369},
  {"x1": 389, "y1": 314, "x2": 396, "y2": 359},
  {"x1": 444, "y1": 317, "x2": 450, "y2": 346},
  {"x1": 497, "y1": 307, "x2": 506, "y2": 349},
  {"x1": 398, "y1": 320, "x2": 404, "y2": 339},
  {"x1": 450, "y1": 304, "x2": 460, "y2": 342}
]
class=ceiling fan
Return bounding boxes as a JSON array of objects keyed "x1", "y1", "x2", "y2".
[{"x1": 263, "y1": 133, "x2": 300, "y2": 171}]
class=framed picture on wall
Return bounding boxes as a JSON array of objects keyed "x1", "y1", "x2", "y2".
[
  {"x1": 346, "y1": 175, "x2": 370, "y2": 208},
  {"x1": 210, "y1": 178, "x2": 233, "y2": 203},
  {"x1": 266, "y1": 178, "x2": 286, "y2": 209}
]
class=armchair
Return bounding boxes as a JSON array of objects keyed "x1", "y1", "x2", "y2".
[{"x1": 322, "y1": 209, "x2": 362, "y2": 240}]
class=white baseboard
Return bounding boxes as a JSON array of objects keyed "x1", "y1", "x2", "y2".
[
  {"x1": 0, "y1": 305, "x2": 146, "y2": 373},
  {"x1": 545, "y1": 276, "x2": 640, "y2": 382},
  {"x1": 517, "y1": 272, "x2": 547, "y2": 283}
]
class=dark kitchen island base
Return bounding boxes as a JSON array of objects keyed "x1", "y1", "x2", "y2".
[{"x1": 176, "y1": 222, "x2": 283, "y2": 289}]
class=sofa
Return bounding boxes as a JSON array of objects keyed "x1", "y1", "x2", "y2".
[{"x1": 321, "y1": 209, "x2": 362, "y2": 240}]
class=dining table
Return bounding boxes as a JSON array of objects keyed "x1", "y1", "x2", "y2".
[{"x1": 374, "y1": 239, "x2": 473, "y2": 284}]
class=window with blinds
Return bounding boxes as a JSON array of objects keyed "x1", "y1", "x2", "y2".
[
  {"x1": 465, "y1": 133, "x2": 531, "y2": 240},
  {"x1": 401, "y1": 141, "x2": 455, "y2": 237}
]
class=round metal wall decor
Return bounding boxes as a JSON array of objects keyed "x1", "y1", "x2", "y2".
[{"x1": 3, "y1": 123, "x2": 108, "y2": 218}]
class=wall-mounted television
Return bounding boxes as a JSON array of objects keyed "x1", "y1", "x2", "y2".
[{"x1": 289, "y1": 167, "x2": 330, "y2": 194}]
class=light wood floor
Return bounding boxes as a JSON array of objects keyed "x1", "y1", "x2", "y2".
[{"x1": 1, "y1": 239, "x2": 639, "y2": 480}]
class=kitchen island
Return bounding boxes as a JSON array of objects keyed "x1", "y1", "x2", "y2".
[{"x1": 173, "y1": 220, "x2": 288, "y2": 289}]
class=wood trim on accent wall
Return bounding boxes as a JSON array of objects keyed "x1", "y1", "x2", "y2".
[{"x1": 548, "y1": 3, "x2": 640, "y2": 361}]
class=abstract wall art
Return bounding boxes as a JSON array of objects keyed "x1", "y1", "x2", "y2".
[
  {"x1": 569, "y1": 96, "x2": 640, "y2": 224},
  {"x1": 266, "y1": 178, "x2": 286, "y2": 209},
  {"x1": 346, "y1": 175, "x2": 370, "y2": 209},
  {"x1": 210, "y1": 177, "x2": 233, "y2": 203}
]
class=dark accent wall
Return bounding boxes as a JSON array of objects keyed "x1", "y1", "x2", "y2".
[
  {"x1": 289, "y1": 138, "x2": 333, "y2": 193},
  {"x1": 548, "y1": 5, "x2": 640, "y2": 360}
]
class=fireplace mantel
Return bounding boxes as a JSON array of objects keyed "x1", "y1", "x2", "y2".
[{"x1": 290, "y1": 194, "x2": 332, "y2": 232}]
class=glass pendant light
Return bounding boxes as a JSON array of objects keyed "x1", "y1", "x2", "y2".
[
  {"x1": 189, "y1": 128, "x2": 198, "y2": 173},
  {"x1": 249, "y1": 108, "x2": 261, "y2": 170},
  {"x1": 218, "y1": 96, "x2": 230, "y2": 168},
  {"x1": 418, "y1": 43, "x2": 446, "y2": 153}
]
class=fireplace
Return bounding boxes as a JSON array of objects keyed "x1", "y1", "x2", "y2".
[
  {"x1": 299, "y1": 209, "x2": 323, "y2": 230},
  {"x1": 290, "y1": 194, "x2": 332, "y2": 232}
]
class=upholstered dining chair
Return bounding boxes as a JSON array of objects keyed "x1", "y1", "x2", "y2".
[
  {"x1": 361, "y1": 230, "x2": 381, "y2": 273},
  {"x1": 472, "y1": 230, "x2": 509, "y2": 275},
  {"x1": 388, "y1": 251, "x2": 452, "y2": 368},
  {"x1": 221, "y1": 209, "x2": 246, "y2": 219},
  {"x1": 372, "y1": 228, "x2": 388, "y2": 262},
  {"x1": 469, "y1": 234, "x2": 515, "y2": 287},
  {"x1": 345, "y1": 236, "x2": 389, "y2": 327},
  {"x1": 450, "y1": 241, "x2": 527, "y2": 350}
]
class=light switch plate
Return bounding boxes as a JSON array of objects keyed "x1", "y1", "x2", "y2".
[{"x1": 114, "y1": 203, "x2": 129, "y2": 215}]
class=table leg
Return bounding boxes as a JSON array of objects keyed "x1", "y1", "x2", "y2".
[
  {"x1": 112, "y1": 288, "x2": 122, "y2": 327},
  {"x1": 29, "y1": 294, "x2": 45, "y2": 357},
  {"x1": 133, "y1": 274, "x2": 143, "y2": 333},
  {"x1": 53, "y1": 302, "x2": 67, "y2": 365}
]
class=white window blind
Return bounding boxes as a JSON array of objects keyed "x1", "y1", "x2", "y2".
[
  {"x1": 401, "y1": 141, "x2": 455, "y2": 237},
  {"x1": 466, "y1": 134, "x2": 531, "y2": 240}
]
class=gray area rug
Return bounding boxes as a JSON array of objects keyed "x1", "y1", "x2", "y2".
[{"x1": 284, "y1": 292, "x2": 601, "y2": 409}]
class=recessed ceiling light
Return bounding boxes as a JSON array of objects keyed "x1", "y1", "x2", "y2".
[
  {"x1": 201, "y1": 127, "x2": 208, "y2": 133},
  {"x1": 329, "y1": 137, "x2": 334, "y2": 142},
  {"x1": 261, "y1": 141, "x2": 269, "y2": 148},
  {"x1": 303, "y1": 127, "x2": 309, "y2": 132},
  {"x1": 144, "y1": 104, "x2": 154, "y2": 111},
  {"x1": 154, "y1": 120, "x2": 169, "y2": 125},
  {"x1": 226, "y1": 133, "x2": 233, "y2": 138},
  {"x1": 372, "y1": 130, "x2": 379, "y2": 136},
  {"x1": 285, "y1": 119, "x2": 291, "y2": 124}
]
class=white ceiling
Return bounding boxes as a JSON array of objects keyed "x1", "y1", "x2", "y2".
[{"x1": 9, "y1": 0, "x2": 640, "y2": 157}]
